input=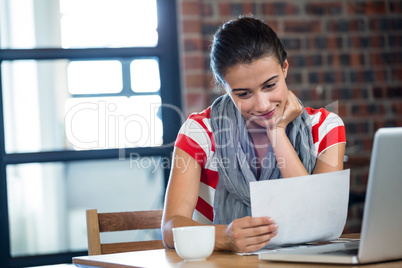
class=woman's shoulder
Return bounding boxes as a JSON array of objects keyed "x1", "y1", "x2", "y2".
[
  {"x1": 305, "y1": 107, "x2": 344, "y2": 127},
  {"x1": 188, "y1": 106, "x2": 211, "y2": 118},
  {"x1": 176, "y1": 106, "x2": 214, "y2": 147},
  {"x1": 305, "y1": 107, "x2": 346, "y2": 155},
  {"x1": 180, "y1": 106, "x2": 213, "y2": 133},
  {"x1": 176, "y1": 106, "x2": 215, "y2": 167}
]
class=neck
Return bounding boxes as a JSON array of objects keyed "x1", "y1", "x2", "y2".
[{"x1": 247, "y1": 124, "x2": 268, "y2": 142}]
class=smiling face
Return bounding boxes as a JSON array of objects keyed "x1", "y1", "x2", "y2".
[{"x1": 223, "y1": 56, "x2": 289, "y2": 130}]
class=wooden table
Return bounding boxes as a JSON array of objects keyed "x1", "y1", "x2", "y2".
[{"x1": 73, "y1": 234, "x2": 402, "y2": 268}]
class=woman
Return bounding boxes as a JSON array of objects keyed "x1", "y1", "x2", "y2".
[{"x1": 162, "y1": 16, "x2": 346, "y2": 253}]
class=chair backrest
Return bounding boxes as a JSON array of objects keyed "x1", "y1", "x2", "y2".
[{"x1": 86, "y1": 209, "x2": 165, "y2": 255}]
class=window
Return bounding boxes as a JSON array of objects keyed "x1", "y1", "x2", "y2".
[{"x1": 0, "y1": 0, "x2": 181, "y2": 267}]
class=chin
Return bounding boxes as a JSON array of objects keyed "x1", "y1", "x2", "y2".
[{"x1": 246, "y1": 119, "x2": 270, "y2": 130}]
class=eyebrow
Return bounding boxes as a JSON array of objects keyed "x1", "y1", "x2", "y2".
[{"x1": 231, "y1": 75, "x2": 279, "y2": 92}]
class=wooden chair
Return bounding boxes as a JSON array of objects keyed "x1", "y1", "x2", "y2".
[{"x1": 86, "y1": 209, "x2": 165, "y2": 255}]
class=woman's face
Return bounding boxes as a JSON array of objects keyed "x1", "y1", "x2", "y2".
[{"x1": 223, "y1": 56, "x2": 289, "y2": 130}]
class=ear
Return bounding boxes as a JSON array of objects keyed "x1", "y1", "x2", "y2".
[{"x1": 282, "y1": 60, "x2": 289, "y2": 78}]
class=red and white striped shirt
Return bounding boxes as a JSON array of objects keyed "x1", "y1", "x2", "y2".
[{"x1": 175, "y1": 106, "x2": 346, "y2": 224}]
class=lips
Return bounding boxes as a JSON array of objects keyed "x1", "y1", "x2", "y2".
[{"x1": 255, "y1": 109, "x2": 275, "y2": 120}]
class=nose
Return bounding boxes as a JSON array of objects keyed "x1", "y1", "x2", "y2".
[{"x1": 254, "y1": 92, "x2": 270, "y2": 113}]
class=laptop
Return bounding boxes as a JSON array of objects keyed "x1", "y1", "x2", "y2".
[{"x1": 259, "y1": 127, "x2": 402, "y2": 264}]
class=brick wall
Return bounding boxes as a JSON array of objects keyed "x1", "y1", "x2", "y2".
[{"x1": 177, "y1": 0, "x2": 402, "y2": 233}]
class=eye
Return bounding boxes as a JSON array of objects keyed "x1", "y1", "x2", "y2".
[
  {"x1": 236, "y1": 91, "x2": 250, "y2": 98},
  {"x1": 264, "y1": 83, "x2": 276, "y2": 90}
]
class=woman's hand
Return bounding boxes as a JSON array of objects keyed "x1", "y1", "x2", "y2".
[
  {"x1": 274, "y1": 90, "x2": 303, "y2": 130},
  {"x1": 222, "y1": 216, "x2": 278, "y2": 253}
]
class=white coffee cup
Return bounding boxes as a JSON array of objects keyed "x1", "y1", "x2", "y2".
[{"x1": 172, "y1": 226, "x2": 215, "y2": 261}]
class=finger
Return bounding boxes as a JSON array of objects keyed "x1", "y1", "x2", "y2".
[
  {"x1": 243, "y1": 242, "x2": 269, "y2": 253},
  {"x1": 236, "y1": 216, "x2": 273, "y2": 229},
  {"x1": 287, "y1": 91, "x2": 298, "y2": 105},
  {"x1": 287, "y1": 90, "x2": 294, "y2": 101},
  {"x1": 286, "y1": 91, "x2": 302, "y2": 114},
  {"x1": 288, "y1": 90, "x2": 297, "y2": 99},
  {"x1": 242, "y1": 230, "x2": 278, "y2": 252},
  {"x1": 243, "y1": 223, "x2": 278, "y2": 238},
  {"x1": 247, "y1": 230, "x2": 278, "y2": 244},
  {"x1": 289, "y1": 90, "x2": 301, "y2": 104}
]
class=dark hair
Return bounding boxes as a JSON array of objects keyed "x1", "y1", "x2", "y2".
[{"x1": 210, "y1": 16, "x2": 287, "y2": 86}]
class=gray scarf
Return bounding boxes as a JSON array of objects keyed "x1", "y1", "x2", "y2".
[{"x1": 210, "y1": 93, "x2": 316, "y2": 224}]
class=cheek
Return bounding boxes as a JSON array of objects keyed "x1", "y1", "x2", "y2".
[
  {"x1": 233, "y1": 100, "x2": 253, "y2": 115},
  {"x1": 271, "y1": 90, "x2": 287, "y2": 105},
  {"x1": 277, "y1": 85, "x2": 289, "y2": 103},
  {"x1": 271, "y1": 89, "x2": 288, "y2": 114}
]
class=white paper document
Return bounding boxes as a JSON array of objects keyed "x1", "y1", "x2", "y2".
[{"x1": 250, "y1": 169, "x2": 350, "y2": 246}]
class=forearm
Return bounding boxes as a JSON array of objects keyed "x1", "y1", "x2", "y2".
[
  {"x1": 162, "y1": 215, "x2": 202, "y2": 248},
  {"x1": 214, "y1": 224, "x2": 230, "y2": 251},
  {"x1": 162, "y1": 215, "x2": 229, "y2": 251},
  {"x1": 268, "y1": 128, "x2": 309, "y2": 178}
]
